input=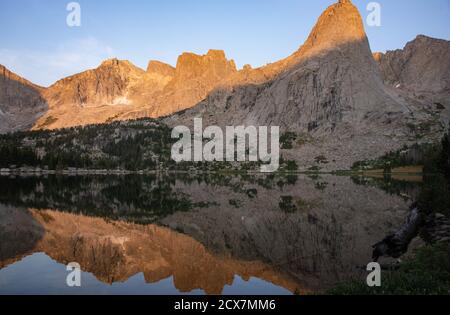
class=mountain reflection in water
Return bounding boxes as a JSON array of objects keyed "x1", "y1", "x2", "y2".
[{"x1": 0, "y1": 174, "x2": 421, "y2": 294}]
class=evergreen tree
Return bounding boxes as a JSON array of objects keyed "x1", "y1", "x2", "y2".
[{"x1": 439, "y1": 125, "x2": 450, "y2": 176}]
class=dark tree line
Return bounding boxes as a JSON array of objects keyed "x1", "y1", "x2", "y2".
[{"x1": 0, "y1": 119, "x2": 175, "y2": 170}]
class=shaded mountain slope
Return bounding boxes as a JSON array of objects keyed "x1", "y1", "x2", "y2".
[
  {"x1": 0, "y1": 65, "x2": 47, "y2": 133},
  {"x1": 374, "y1": 35, "x2": 450, "y2": 125},
  {"x1": 164, "y1": 0, "x2": 447, "y2": 169},
  {"x1": 166, "y1": 0, "x2": 410, "y2": 133}
]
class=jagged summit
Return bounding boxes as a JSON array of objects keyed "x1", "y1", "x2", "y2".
[
  {"x1": 414, "y1": 34, "x2": 443, "y2": 42},
  {"x1": 299, "y1": 0, "x2": 367, "y2": 57},
  {"x1": 49, "y1": 58, "x2": 144, "y2": 88},
  {"x1": 100, "y1": 58, "x2": 121, "y2": 67},
  {"x1": 164, "y1": 0, "x2": 438, "y2": 171},
  {"x1": 206, "y1": 49, "x2": 230, "y2": 60},
  {"x1": 91, "y1": 58, "x2": 145, "y2": 75},
  {"x1": 174, "y1": 50, "x2": 236, "y2": 80},
  {"x1": 40, "y1": 57, "x2": 145, "y2": 120},
  {"x1": 169, "y1": 0, "x2": 397, "y2": 131},
  {"x1": 97, "y1": 58, "x2": 144, "y2": 72},
  {"x1": 29, "y1": 48, "x2": 239, "y2": 129}
]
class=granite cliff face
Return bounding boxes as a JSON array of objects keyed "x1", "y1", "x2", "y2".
[
  {"x1": 0, "y1": 65, "x2": 47, "y2": 133},
  {"x1": 165, "y1": 0, "x2": 449, "y2": 169},
  {"x1": 161, "y1": 50, "x2": 237, "y2": 113},
  {"x1": 167, "y1": 0, "x2": 408, "y2": 133}
]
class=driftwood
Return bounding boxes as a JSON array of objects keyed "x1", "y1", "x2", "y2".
[{"x1": 372, "y1": 202, "x2": 424, "y2": 261}]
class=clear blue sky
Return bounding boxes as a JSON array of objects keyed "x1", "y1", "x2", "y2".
[{"x1": 0, "y1": 0, "x2": 449, "y2": 87}]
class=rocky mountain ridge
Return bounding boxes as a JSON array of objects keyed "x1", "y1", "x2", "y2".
[
  {"x1": 0, "y1": 0, "x2": 449, "y2": 169},
  {"x1": 0, "y1": 49, "x2": 238, "y2": 131},
  {"x1": 164, "y1": 0, "x2": 449, "y2": 169},
  {"x1": 167, "y1": 0, "x2": 407, "y2": 132},
  {"x1": 29, "y1": 49, "x2": 237, "y2": 130},
  {"x1": 374, "y1": 35, "x2": 450, "y2": 127}
]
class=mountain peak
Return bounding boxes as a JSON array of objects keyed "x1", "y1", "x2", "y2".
[
  {"x1": 300, "y1": 0, "x2": 366, "y2": 55},
  {"x1": 375, "y1": 34, "x2": 450, "y2": 103},
  {"x1": 100, "y1": 58, "x2": 121, "y2": 67},
  {"x1": 415, "y1": 34, "x2": 432, "y2": 41},
  {"x1": 175, "y1": 50, "x2": 237, "y2": 79},
  {"x1": 98, "y1": 58, "x2": 143, "y2": 72},
  {"x1": 206, "y1": 49, "x2": 226, "y2": 59},
  {"x1": 0, "y1": 64, "x2": 47, "y2": 133},
  {"x1": 0, "y1": 64, "x2": 43, "y2": 89},
  {"x1": 410, "y1": 34, "x2": 449, "y2": 46},
  {"x1": 176, "y1": 50, "x2": 232, "y2": 66},
  {"x1": 146, "y1": 60, "x2": 175, "y2": 77}
]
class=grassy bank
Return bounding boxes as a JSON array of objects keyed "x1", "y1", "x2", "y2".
[
  {"x1": 328, "y1": 244, "x2": 450, "y2": 295},
  {"x1": 329, "y1": 127, "x2": 450, "y2": 295}
]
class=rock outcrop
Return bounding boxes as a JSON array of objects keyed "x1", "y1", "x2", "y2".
[
  {"x1": 141, "y1": 60, "x2": 175, "y2": 93},
  {"x1": 160, "y1": 50, "x2": 237, "y2": 113},
  {"x1": 44, "y1": 58, "x2": 144, "y2": 108},
  {"x1": 32, "y1": 59, "x2": 146, "y2": 129},
  {"x1": 146, "y1": 60, "x2": 176, "y2": 77},
  {"x1": 0, "y1": 65, "x2": 47, "y2": 133}
]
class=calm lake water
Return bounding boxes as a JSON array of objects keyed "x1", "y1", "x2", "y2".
[{"x1": 0, "y1": 173, "x2": 422, "y2": 295}]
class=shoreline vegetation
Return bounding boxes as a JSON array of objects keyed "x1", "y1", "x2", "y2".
[
  {"x1": 329, "y1": 128, "x2": 450, "y2": 295},
  {"x1": 327, "y1": 243, "x2": 450, "y2": 295},
  {"x1": 0, "y1": 118, "x2": 445, "y2": 176},
  {"x1": 0, "y1": 119, "x2": 448, "y2": 295},
  {"x1": 0, "y1": 167, "x2": 427, "y2": 175}
]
